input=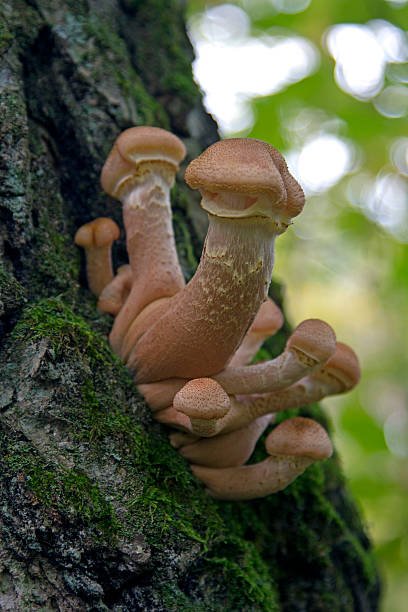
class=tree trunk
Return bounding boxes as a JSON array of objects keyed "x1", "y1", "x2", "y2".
[{"x1": 0, "y1": 1, "x2": 380, "y2": 610}]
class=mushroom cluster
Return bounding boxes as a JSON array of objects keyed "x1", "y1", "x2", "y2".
[{"x1": 75, "y1": 127, "x2": 360, "y2": 501}]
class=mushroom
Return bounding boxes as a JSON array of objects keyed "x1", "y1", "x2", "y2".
[
  {"x1": 173, "y1": 378, "x2": 231, "y2": 437},
  {"x1": 100, "y1": 126, "x2": 187, "y2": 356},
  {"x1": 191, "y1": 417, "x2": 332, "y2": 500},
  {"x1": 214, "y1": 318, "x2": 336, "y2": 395},
  {"x1": 211, "y1": 342, "x2": 361, "y2": 435},
  {"x1": 125, "y1": 138, "x2": 305, "y2": 383},
  {"x1": 74, "y1": 217, "x2": 120, "y2": 297},
  {"x1": 74, "y1": 127, "x2": 361, "y2": 503}
]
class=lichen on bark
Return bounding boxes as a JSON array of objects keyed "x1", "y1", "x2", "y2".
[{"x1": 0, "y1": 1, "x2": 380, "y2": 610}]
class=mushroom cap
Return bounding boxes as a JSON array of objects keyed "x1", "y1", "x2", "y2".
[
  {"x1": 174, "y1": 378, "x2": 231, "y2": 420},
  {"x1": 250, "y1": 298, "x2": 284, "y2": 337},
  {"x1": 101, "y1": 126, "x2": 186, "y2": 198},
  {"x1": 318, "y1": 342, "x2": 361, "y2": 391},
  {"x1": 184, "y1": 138, "x2": 304, "y2": 220},
  {"x1": 74, "y1": 217, "x2": 120, "y2": 248},
  {"x1": 286, "y1": 319, "x2": 336, "y2": 365},
  {"x1": 265, "y1": 417, "x2": 333, "y2": 461}
]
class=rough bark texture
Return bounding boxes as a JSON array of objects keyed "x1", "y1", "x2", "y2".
[{"x1": 0, "y1": 1, "x2": 380, "y2": 610}]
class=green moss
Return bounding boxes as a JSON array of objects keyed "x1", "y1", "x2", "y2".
[
  {"x1": 0, "y1": 267, "x2": 27, "y2": 314},
  {"x1": 3, "y1": 439, "x2": 119, "y2": 540},
  {"x1": 130, "y1": 0, "x2": 200, "y2": 111},
  {"x1": 0, "y1": 20, "x2": 13, "y2": 56},
  {"x1": 31, "y1": 213, "x2": 79, "y2": 296},
  {"x1": 82, "y1": 13, "x2": 166, "y2": 127},
  {"x1": 11, "y1": 297, "x2": 111, "y2": 364}
]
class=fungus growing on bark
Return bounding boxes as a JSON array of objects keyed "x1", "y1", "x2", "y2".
[{"x1": 75, "y1": 127, "x2": 361, "y2": 502}]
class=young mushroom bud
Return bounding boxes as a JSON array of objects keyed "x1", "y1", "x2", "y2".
[
  {"x1": 74, "y1": 217, "x2": 120, "y2": 297},
  {"x1": 191, "y1": 417, "x2": 332, "y2": 500},
  {"x1": 126, "y1": 138, "x2": 305, "y2": 383},
  {"x1": 173, "y1": 378, "x2": 231, "y2": 437},
  {"x1": 100, "y1": 126, "x2": 187, "y2": 356}
]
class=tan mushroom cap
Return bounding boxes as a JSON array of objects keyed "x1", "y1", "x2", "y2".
[
  {"x1": 184, "y1": 137, "x2": 305, "y2": 219},
  {"x1": 316, "y1": 342, "x2": 361, "y2": 391},
  {"x1": 286, "y1": 319, "x2": 336, "y2": 365},
  {"x1": 101, "y1": 126, "x2": 186, "y2": 198},
  {"x1": 265, "y1": 417, "x2": 333, "y2": 461},
  {"x1": 74, "y1": 217, "x2": 120, "y2": 248},
  {"x1": 174, "y1": 378, "x2": 231, "y2": 420}
]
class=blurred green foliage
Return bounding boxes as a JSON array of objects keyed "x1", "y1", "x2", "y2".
[{"x1": 187, "y1": 1, "x2": 408, "y2": 611}]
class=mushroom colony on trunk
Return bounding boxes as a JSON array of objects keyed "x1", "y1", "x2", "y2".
[{"x1": 75, "y1": 127, "x2": 360, "y2": 501}]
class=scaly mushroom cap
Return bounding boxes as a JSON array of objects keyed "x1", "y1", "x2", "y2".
[
  {"x1": 74, "y1": 217, "x2": 120, "y2": 248},
  {"x1": 174, "y1": 378, "x2": 231, "y2": 420},
  {"x1": 101, "y1": 126, "x2": 187, "y2": 198},
  {"x1": 184, "y1": 138, "x2": 305, "y2": 225},
  {"x1": 286, "y1": 319, "x2": 337, "y2": 366},
  {"x1": 265, "y1": 417, "x2": 333, "y2": 461},
  {"x1": 314, "y1": 342, "x2": 361, "y2": 391}
]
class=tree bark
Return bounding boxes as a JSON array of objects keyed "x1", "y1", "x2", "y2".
[{"x1": 0, "y1": 1, "x2": 380, "y2": 610}]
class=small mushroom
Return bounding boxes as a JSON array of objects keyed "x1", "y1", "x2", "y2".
[
  {"x1": 173, "y1": 378, "x2": 231, "y2": 437},
  {"x1": 74, "y1": 217, "x2": 120, "y2": 297},
  {"x1": 191, "y1": 417, "x2": 332, "y2": 500},
  {"x1": 214, "y1": 319, "x2": 336, "y2": 395},
  {"x1": 212, "y1": 342, "x2": 360, "y2": 435}
]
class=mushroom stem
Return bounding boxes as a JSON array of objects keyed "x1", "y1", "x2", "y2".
[
  {"x1": 179, "y1": 414, "x2": 274, "y2": 468},
  {"x1": 191, "y1": 417, "x2": 332, "y2": 500},
  {"x1": 110, "y1": 170, "x2": 186, "y2": 355},
  {"x1": 126, "y1": 214, "x2": 277, "y2": 382}
]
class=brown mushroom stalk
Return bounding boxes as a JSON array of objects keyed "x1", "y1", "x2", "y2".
[
  {"x1": 179, "y1": 414, "x2": 274, "y2": 468},
  {"x1": 191, "y1": 417, "x2": 332, "y2": 500},
  {"x1": 74, "y1": 217, "x2": 120, "y2": 297}
]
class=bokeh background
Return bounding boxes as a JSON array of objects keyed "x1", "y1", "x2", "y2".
[{"x1": 186, "y1": 1, "x2": 408, "y2": 610}]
